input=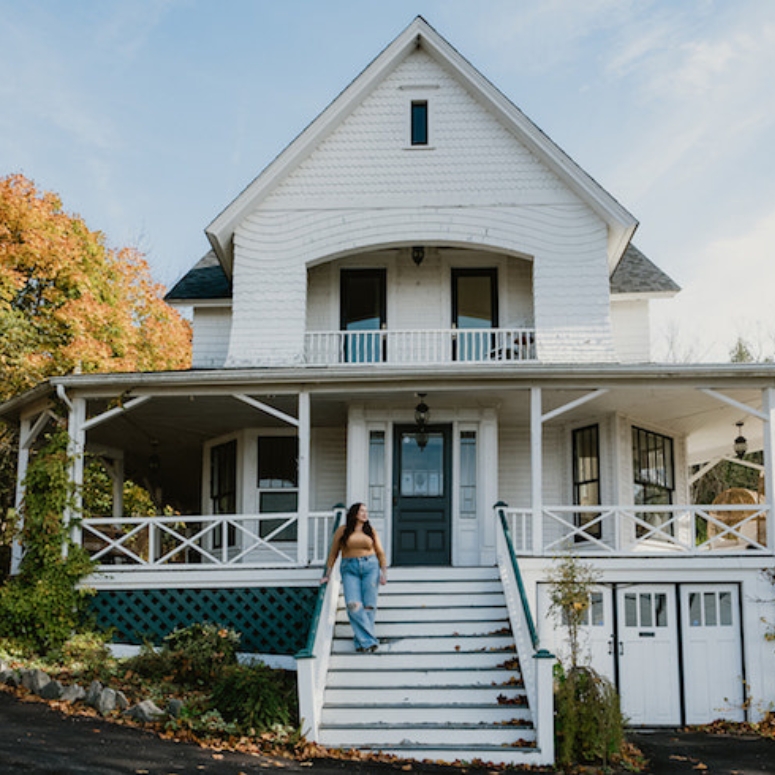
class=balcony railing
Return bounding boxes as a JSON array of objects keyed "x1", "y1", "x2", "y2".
[
  {"x1": 500, "y1": 503, "x2": 770, "y2": 556},
  {"x1": 304, "y1": 328, "x2": 536, "y2": 366},
  {"x1": 81, "y1": 511, "x2": 339, "y2": 570}
]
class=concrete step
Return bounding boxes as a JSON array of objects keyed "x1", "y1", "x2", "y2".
[
  {"x1": 324, "y1": 684, "x2": 527, "y2": 705},
  {"x1": 334, "y1": 618, "x2": 511, "y2": 638},
  {"x1": 328, "y1": 650, "x2": 516, "y2": 671},
  {"x1": 318, "y1": 722, "x2": 535, "y2": 747},
  {"x1": 331, "y1": 634, "x2": 516, "y2": 653},
  {"x1": 321, "y1": 703, "x2": 532, "y2": 725},
  {"x1": 326, "y1": 667, "x2": 523, "y2": 688}
]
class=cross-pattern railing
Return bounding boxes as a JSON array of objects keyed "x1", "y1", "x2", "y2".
[
  {"x1": 500, "y1": 504, "x2": 770, "y2": 555},
  {"x1": 81, "y1": 511, "x2": 338, "y2": 569},
  {"x1": 304, "y1": 328, "x2": 536, "y2": 365}
]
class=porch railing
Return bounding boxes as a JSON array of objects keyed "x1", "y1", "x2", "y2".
[
  {"x1": 500, "y1": 503, "x2": 770, "y2": 555},
  {"x1": 304, "y1": 327, "x2": 536, "y2": 366},
  {"x1": 81, "y1": 510, "x2": 339, "y2": 569}
]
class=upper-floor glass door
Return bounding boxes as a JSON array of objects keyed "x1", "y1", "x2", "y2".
[
  {"x1": 452, "y1": 268, "x2": 498, "y2": 361},
  {"x1": 340, "y1": 268, "x2": 386, "y2": 363}
]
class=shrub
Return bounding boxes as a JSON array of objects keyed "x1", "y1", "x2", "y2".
[
  {"x1": 554, "y1": 663, "x2": 624, "y2": 767},
  {"x1": 162, "y1": 622, "x2": 240, "y2": 686},
  {"x1": 210, "y1": 662, "x2": 298, "y2": 733}
]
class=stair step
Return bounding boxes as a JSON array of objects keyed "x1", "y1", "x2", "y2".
[
  {"x1": 385, "y1": 567, "x2": 500, "y2": 582},
  {"x1": 354, "y1": 744, "x2": 542, "y2": 766},
  {"x1": 332, "y1": 634, "x2": 515, "y2": 653},
  {"x1": 324, "y1": 685, "x2": 527, "y2": 705},
  {"x1": 328, "y1": 650, "x2": 516, "y2": 670},
  {"x1": 335, "y1": 619, "x2": 511, "y2": 638},
  {"x1": 336, "y1": 605, "x2": 507, "y2": 622},
  {"x1": 371, "y1": 592, "x2": 506, "y2": 608},
  {"x1": 318, "y1": 723, "x2": 534, "y2": 747},
  {"x1": 321, "y1": 703, "x2": 531, "y2": 725},
  {"x1": 383, "y1": 580, "x2": 504, "y2": 594},
  {"x1": 326, "y1": 668, "x2": 523, "y2": 688}
]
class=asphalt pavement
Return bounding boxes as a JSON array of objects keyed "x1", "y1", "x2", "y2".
[{"x1": 2, "y1": 689, "x2": 775, "y2": 774}]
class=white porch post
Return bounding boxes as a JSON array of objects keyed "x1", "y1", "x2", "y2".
[
  {"x1": 763, "y1": 388, "x2": 775, "y2": 553},
  {"x1": 531, "y1": 387, "x2": 543, "y2": 555},
  {"x1": 297, "y1": 389, "x2": 310, "y2": 565},
  {"x1": 66, "y1": 396, "x2": 87, "y2": 554},
  {"x1": 11, "y1": 415, "x2": 32, "y2": 575}
]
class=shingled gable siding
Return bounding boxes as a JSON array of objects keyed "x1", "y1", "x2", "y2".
[{"x1": 225, "y1": 48, "x2": 615, "y2": 366}]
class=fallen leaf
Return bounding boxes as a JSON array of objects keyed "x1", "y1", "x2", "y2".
[
  {"x1": 694, "y1": 764, "x2": 708, "y2": 771},
  {"x1": 211, "y1": 754, "x2": 224, "y2": 760}
]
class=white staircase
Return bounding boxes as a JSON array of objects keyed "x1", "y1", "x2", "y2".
[{"x1": 317, "y1": 566, "x2": 540, "y2": 765}]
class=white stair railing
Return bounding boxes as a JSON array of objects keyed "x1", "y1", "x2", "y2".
[{"x1": 495, "y1": 502, "x2": 555, "y2": 766}]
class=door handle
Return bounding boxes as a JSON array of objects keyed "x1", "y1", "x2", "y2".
[{"x1": 619, "y1": 641, "x2": 624, "y2": 656}]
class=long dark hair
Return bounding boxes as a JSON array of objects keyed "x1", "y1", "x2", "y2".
[{"x1": 339, "y1": 501, "x2": 374, "y2": 550}]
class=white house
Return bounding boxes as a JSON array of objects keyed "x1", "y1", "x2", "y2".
[{"x1": 3, "y1": 16, "x2": 775, "y2": 767}]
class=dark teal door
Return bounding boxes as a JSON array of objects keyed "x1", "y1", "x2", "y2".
[{"x1": 392, "y1": 425, "x2": 451, "y2": 566}]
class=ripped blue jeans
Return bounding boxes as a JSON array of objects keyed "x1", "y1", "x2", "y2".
[{"x1": 340, "y1": 555, "x2": 380, "y2": 650}]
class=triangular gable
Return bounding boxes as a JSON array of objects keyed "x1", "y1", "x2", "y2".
[
  {"x1": 610, "y1": 244, "x2": 680, "y2": 298},
  {"x1": 206, "y1": 16, "x2": 637, "y2": 278}
]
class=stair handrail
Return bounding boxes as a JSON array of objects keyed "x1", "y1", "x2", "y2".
[
  {"x1": 495, "y1": 501, "x2": 555, "y2": 765},
  {"x1": 295, "y1": 504, "x2": 345, "y2": 741}
]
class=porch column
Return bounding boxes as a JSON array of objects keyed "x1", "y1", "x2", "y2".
[
  {"x1": 66, "y1": 395, "x2": 87, "y2": 554},
  {"x1": 297, "y1": 389, "x2": 310, "y2": 565},
  {"x1": 763, "y1": 388, "x2": 775, "y2": 553},
  {"x1": 11, "y1": 415, "x2": 32, "y2": 575},
  {"x1": 530, "y1": 387, "x2": 543, "y2": 555}
]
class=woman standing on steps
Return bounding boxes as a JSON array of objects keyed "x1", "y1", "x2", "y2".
[{"x1": 320, "y1": 502, "x2": 388, "y2": 652}]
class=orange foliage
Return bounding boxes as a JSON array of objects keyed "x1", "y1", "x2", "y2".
[{"x1": 0, "y1": 173, "x2": 191, "y2": 400}]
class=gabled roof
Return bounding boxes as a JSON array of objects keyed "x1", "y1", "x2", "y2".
[
  {"x1": 205, "y1": 15, "x2": 638, "y2": 278},
  {"x1": 165, "y1": 251, "x2": 232, "y2": 304},
  {"x1": 610, "y1": 244, "x2": 680, "y2": 298}
]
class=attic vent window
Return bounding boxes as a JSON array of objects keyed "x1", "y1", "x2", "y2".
[{"x1": 411, "y1": 100, "x2": 428, "y2": 145}]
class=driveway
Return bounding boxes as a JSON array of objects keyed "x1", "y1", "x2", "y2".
[{"x1": 2, "y1": 689, "x2": 775, "y2": 774}]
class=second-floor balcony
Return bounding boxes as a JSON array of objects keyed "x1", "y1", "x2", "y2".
[{"x1": 304, "y1": 327, "x2": 536, "y2": 366}]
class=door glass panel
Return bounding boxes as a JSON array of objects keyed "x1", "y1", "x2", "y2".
[
  {"x1": 689, "y1": 592, "x2": 701, "y2": 626},
  {"x1": 341, "y1": 269, "x2": 386, "y2": 363},
  {"x1": 719, "y1": 592, "x2": 733, "y2": 626},
  {"x1": 655, "y1": 593, "x2": 667, "y2": 626},
  {"x1": 704, "y1": 592, "x2": 718, "y2": 626},
  {"x1": 590, "y1": 592, "x2": 604, "y2": 626},
  {"x1": 400, "y1": 432, "x2": 444, "y2": 497},
  {"x1": 639, "y1": 594, "x2": 653, "y2": 627},
  {"x1": 257, "y1": 436, "x2": 298, "y2": 540},
  {"x1": 624, "y1": 593, "x2": 637, "y2": 627}
]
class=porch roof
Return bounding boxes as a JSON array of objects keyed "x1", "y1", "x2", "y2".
[{"x1": 2, "y1": 362, "x2": 774, "y2": 469}]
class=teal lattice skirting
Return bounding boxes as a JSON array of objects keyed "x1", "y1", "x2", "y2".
[{"x1": 88, "y1": 586, "x2": 317, "y2": 654}]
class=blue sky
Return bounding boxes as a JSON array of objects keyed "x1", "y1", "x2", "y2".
[{"x1": 2, "y1": 1, "x2": 774, "y2": 361}]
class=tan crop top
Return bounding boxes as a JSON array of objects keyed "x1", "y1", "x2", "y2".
[{"x1": 325, "y1": 524, "x2": 387, "y2": 571}]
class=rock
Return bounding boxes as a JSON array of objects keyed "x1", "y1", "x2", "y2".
[
  {"x1": 116, "y1": 690, "x2": 129, "y2": 711},
  {"x1": 95, "y1": 687, "x2": 117, "y2": 716},
  {"x1": 39, "y1": 679, "x2": 64, "y2": 700},
  {"x1": 84, "y1": 680, "x2": 103, "y2": 707},
  {"x1": 22, "y1": 669, "x2": 51, "y2": 694},
  {"x1": 60, "y1": 684, "x2": 86, "y2": 703},
  {"x1": 166, "y1": 698, "x2": 183, "y2": 718},
  {"x1": 126, "y1": 699, "x2": 166, "y2": 723},
  {"x1": 0, "y1": 668, "x2": 20, "y2": 687}
]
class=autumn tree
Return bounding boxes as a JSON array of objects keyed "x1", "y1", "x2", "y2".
[{"x1": 0, "y1": 173, "x2": 192, "y2": 557}]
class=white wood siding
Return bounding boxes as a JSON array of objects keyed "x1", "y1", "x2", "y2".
[
  {"x1": 191, "y1": 307, "x2": 231, "y2": 369},
  {"x1": 227, "y1": 49, "x2": 615, "y2": 367},
  {"x1": 311, "y1": 427, "x2": 346, "y2": 511},
  {"x1": 611, "y1": 299, "x2": 651, "y2": 363}
]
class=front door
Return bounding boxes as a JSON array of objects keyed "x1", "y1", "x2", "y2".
[{"x1": 392, "y1": 425, "x2": 451, "y2": 566}]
